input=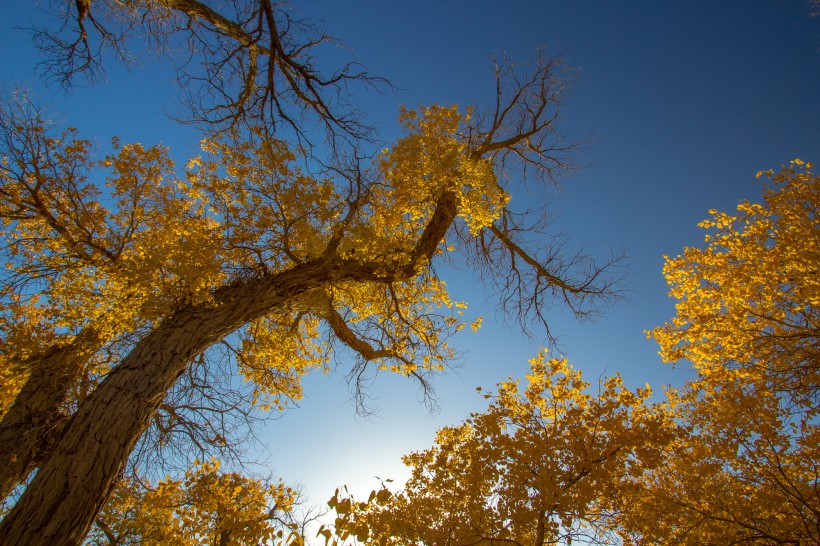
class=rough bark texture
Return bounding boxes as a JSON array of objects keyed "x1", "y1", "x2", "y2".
[
  {"x1": 0, "y1": 193, "x2": 457, "y2": 545},
  {"x1": 0, "y1": 329, "x2": 99, "y2": 499}
]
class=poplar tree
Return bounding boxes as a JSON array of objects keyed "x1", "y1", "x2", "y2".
[{"x1": 0, "y1": 3, "x2": 621, "y2": 539}]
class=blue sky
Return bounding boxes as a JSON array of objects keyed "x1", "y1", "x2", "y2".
[{"x1": 3, "y1": 1, "x2": 820, "y2": 505}]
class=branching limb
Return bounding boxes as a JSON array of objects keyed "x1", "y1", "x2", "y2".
[
  {"x1": 32, "y1": 0, "x2": 391, "y2": 147},
  {"x1": 321, "y1": 294, "x2": 439, "y2": 414},
  {"x1": 468, "y1": 52, "x2": 578, "y2": 185}
]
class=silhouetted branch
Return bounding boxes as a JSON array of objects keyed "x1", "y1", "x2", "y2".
[{"x1": 31, "y1": 0, "x2": 391, "y2": 148}]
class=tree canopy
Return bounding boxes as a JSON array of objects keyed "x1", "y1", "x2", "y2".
[
  {"x1": 1, "y1": 2, "x2": 817, "y2": 545},
  {"x1": 0, "y1": 3, "x2": 624, "y2": 543},
  {"x1": 328, "y1": 351, "x2": 674, "y2": 546},
  {"x1": 333, "y1": 162, "x2": 818, "y2": 546},
  {"x1": 624, "y1": 161, "x2": 820, "y2": 544},
  {"x1": 89, "y1": 458, "x2": 304, "y2": 546},
  {"x1": 650, "y1": 160, "x2": 819, "y2": 411}
]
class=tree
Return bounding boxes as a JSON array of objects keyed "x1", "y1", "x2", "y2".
[
  {"x1": 613, "y1": 378, "x2": 820, "y2": 544},
  {"x1": 323, "y1": 162, "x2": 820, "y2": 546},
  {"x1": 88, "y1": 458, "x2": 303, "y2": 546},
  {"x1": 329, "y1": 351, "x2": 673, "y2": 546},
  {"x1": 0, "y1": 93, "x2": 295, "y2": 503},
  {"x1": 0, "y1": 47, "x2": 622, "y2": 545},
  {"x1": 612, "y1": 161, "x2": 820, "y2": 544}
]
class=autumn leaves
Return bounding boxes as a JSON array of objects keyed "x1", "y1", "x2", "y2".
[
  {"x1": 0, "y1": 1, "x2": 817, "y2": 543},
  {"x1": 325, "y1": 164, "x2": 820, "y2": 545}
]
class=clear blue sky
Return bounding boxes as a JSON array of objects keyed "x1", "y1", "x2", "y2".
[{"x1": 2, "y1": 1, "x2": 820, "y2": 505}]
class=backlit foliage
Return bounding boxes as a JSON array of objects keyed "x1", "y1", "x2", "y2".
[
  {"x1": 0, "y1": 41, "x2": 623, "y2": 540},
  {"x1": 650, "y1": 160, "x2": 819, "y2": 411},
  {"x1": 614, "y1": 379, "x2": 820, "y2": 544},
  {"x1": 378, "y1": 106, "x2": 505, "y2": 238},
  {"x1": 323, "y1": 163, "x2": 820, "y2": 545},
  {"x1": 615, "y1": 162, "x2": 820, "y2": 544},
  {"x1": 0, "y1": 125, "x2": 228, "y2": 409},
  {"x1": 328, "y1": 352, "x2": 674, "y2": 546},
  {"x1": 89, "y1": 459, "x2": 300, "y2": 545},
  {"x1": 0, "y1": 102, "x2": 488, "y2": 419}
]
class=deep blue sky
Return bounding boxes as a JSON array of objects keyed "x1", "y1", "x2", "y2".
[{"x1": 3, "y1": 1, "x2": 820, "y2": 503}]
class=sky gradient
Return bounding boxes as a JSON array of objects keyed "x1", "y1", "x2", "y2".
[{"x1": 2, "y1": 1, "x2": 820, "y2": 506}]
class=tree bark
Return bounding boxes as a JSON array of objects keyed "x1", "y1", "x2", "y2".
[
  {"x1": 0, "y1": 260, "x2": 326, "y2": 544},
  {"x1": 534, "y1": 509, "x2": 547, "y2": 546},
  {"x1": 0, "y1": 329, "x2": 99, "y2": 499},
  {"x1": 0, "y1": 191, "x2": 456, "y2": 545}
]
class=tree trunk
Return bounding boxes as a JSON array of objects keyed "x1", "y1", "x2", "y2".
[
  {"x1": 0, "y1": 330, "x2": 99, "y2": 499},
  {"x1": 0, "y1": 258, "x2": 335, "y2": 545},
  {"x1": 534, "y1": 509, "x2": 547, "y2": 546},
  {"x1": 0, "y1": 193, "x2": 457, "y2": 545}
]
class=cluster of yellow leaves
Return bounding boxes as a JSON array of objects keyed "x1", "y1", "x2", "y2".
[
  {"x1": 381, "y1": 105, "x2": 506, "y2": 236},
  {"x1": 341, "y1": 104, "x2": 503, "y2": 265},
  {"x1": 650, "y1": 159, "x2": 819, "y2": 409},
  {"x1": 380, "y1": 106, "x2": 509, "y2": 234},
  {"x1": 189, "y1": 135, "x2": 341, "y2": 268},
  {"x1": 0, "y1": 133, "x2": 227, "y2": 411},
  {"x1": 328, "y1": 351, "x2": 674, "y2": 546},
  {"x1": 614, "y1": 161, "x2": 820, "y2": 544},
  {"x1": 91, "y1": 458, "x2": 300, "y2": 546},
  {"x1": 615, "y1": 379, "x2": 820, "y2": 544},
  {"x1": 1, "y1": 105, "x2": 496, "y2": 415},
  {"x1": 239, "y1": 312, "x2": 329, "y2": 411}
]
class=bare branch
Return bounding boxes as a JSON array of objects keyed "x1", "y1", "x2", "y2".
[
  {"x1": 467, "y1": 52, "x2": 578, "y2": 186},
  {"x1": 29, "y1": 0, "x2": 392, "y2": 149}
]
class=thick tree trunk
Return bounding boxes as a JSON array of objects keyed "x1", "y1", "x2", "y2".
[
  {"x1": 0, "y1": 258, "x2": 336, "y2": 545},
  {"x1": 0, "y1": 330, "x2": 99, "y2": 499},
  {"x1": 0, "y1": 193, "x2": 457, "y2": 545}
]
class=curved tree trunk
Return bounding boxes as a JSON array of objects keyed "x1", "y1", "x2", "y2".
[
  {"x1": 0, "y1": 259, "x2": 329, "y2": 545},
  {"x1": 0, "y1": 193, "x2": 456, "y2": 545}
]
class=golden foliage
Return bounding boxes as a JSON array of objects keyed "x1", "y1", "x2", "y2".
[
  {"x1": 650, "y1": 160, "x2": 819, "y2": 409},
  {"x1": 616, "y1": 162, "x2": 820, "y2": 544},
  {"x1": 327, "y1": 352, "x2": 673, "y2": 546},
  {"x1": 0, "y1": 52, "x2": 617, "y2": 540},
  {"x1": 322, "y1": 162, "x2": 820, "y2": 545},
  {"x1": 91, "y1": 459, "x2": 300, "y2": 545},
  {"x1": 0, "y1": 106, "x2": 493, "y2": 415}
]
